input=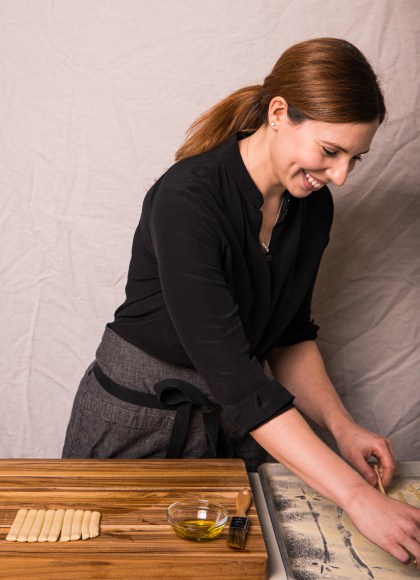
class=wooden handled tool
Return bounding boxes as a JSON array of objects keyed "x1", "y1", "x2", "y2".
[{"x1": 226, "y1": 488, "x2": 252, "y2": 550}]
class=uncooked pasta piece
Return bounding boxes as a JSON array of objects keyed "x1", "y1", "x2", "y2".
[
  {"x1": 70, "y1": 510, "x2": 84, "y2": 541},
  {"x1": 89, "y1": 511, "x2": 101, "y2": 538},
  {"x1": 17, "y1": 509, "x2": 37, "y2": 542},
  {"x1": 47, "y1": 509, "x2": 65, "y2": 542},
  {"x1": 373, "y1": 464, "x2": 385, "y2": 495},
  {"x1": 38, "y1": 509, "x2": 55, "y2": 542},
  {"x1": 6, "y1": 509, "x2": 28, "y2": 541},
  {"x1": 81, "y1": 510, "x2": 92, "y2": 540},
  {"x1": 59, "y1": 509, "x2": 75, "y2": 542},
  {"x1": 28, "y1": 509, "x2": 46, "y2": 542},
  {"x1": 408, "y1": 485, "x2": 420, "y2": 501}
]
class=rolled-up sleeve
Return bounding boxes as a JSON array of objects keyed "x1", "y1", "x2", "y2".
[{"x1": 150, "y1": 185, "x2": 294, "y2": 435}]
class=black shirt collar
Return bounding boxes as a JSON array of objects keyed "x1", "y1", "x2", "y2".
[{"x1": 217, "y1": 133, "x2": 264, "y2": 209}]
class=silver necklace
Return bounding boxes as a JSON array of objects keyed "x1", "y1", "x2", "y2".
[
  {"x1": 246, "y1": 137, "x2": 284, "y2": 254},
  {"x1": 259, "y1": 196, "x2": 284, "y2": 253}
]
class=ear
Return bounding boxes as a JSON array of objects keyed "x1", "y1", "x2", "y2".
[{"x1": 268, "y1": 96, "x2": 289, "y2": 125}]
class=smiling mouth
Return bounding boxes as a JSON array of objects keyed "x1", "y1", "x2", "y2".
[{"x1": 302, "y1": 170, "x2": 326, "y2": 190}]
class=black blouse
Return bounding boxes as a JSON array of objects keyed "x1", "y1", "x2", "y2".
[{"x1": 109, "y1": 135, "x2": 334, "y2": 435}]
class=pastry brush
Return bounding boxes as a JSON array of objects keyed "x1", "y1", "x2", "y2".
[{"x1": 226, "y1": 487, "x2": 252, "y2": 550}]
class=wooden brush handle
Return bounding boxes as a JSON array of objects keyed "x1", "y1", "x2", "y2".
[{"x1": 235, "y1": 488, "x2": 252, "y2": 516}]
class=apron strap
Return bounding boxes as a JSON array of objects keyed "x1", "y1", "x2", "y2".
[{"x1": 93, "y1": 363, "x2": 233, "y2": 459}]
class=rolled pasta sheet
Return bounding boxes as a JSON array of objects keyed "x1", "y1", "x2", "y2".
[
  {"x1": 47, "y1": 509, "x2": 65, "y2": 542},
  {"x1": 89, "y1": 511, "x2": 101, "y2": 539},
  {"x1": 6, "y1": 509, "x2": 28, "y2": 542},
  {"x1": 38, "y1": 509, "x2": 56, "y2": 542},
  {"x1": 17, "y1": 509, "x2": 38, "y2": 542},
  {"x1": 28, "y1": 509, "x2": 46, "y2": 542}
]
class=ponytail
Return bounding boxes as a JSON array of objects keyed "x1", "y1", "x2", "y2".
[
  {"x1": 176, "y1": 39, "x2": 385, "y2": 161},
  {"x1": 175, "y1": 85, "x2": 264, "y2": 161}
]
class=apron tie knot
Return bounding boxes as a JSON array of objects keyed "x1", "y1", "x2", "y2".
[{"x1": 93, "y1": 363, "x2": 233, "y2": 460}]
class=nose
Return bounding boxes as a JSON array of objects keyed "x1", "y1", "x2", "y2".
[{"x1": 325, "y1": 160, "x2": 352, "y2": 186}]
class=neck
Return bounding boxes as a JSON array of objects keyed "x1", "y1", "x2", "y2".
[{"x1": 239, "y1": 126, "x2": 285, "y2": 202}]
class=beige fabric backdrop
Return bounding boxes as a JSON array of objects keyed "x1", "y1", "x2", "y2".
[{"x1": 1, "y1": 0, "x2": 419, "y2": 460}]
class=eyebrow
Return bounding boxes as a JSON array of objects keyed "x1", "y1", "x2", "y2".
[{"x1": 322, "y1": 141, "x2": 370, "y2": 155}]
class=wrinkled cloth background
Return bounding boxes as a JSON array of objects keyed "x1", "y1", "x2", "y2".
[{"x1": 1, "y1": 0, "x2": 419, "y2": 460}]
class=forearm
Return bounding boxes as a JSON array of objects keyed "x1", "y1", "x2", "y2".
[
  {"x1": 267, "y1": 340, "x2": 353, "y2": 438},
  {"x1": 251, "y1": 408, "x2": 369, "y2": 510},
  {"x1": 267, "y1": 340, "x2": 396, "y2": 488}
]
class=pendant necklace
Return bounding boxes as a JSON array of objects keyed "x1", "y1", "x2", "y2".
[
  {"x1": 259, "y1": 196, "x2": 284, "y2": 253},
  {"x1": 246, "y1": 136, "x2": 284, "y2": 254}
]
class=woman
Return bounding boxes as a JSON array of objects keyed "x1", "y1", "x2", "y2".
[{"x1": 63, "y1": 38, "x2": 420, "y2": 565}]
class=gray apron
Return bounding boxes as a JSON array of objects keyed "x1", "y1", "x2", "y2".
[{"x1": 62, "y1": 326, "x2": 268, "y2": 471}]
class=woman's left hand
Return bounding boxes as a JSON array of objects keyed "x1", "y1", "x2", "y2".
[
  {"x1": 334, "y1": 420, "x2": 396, "y2": 487},
  {"x1": 267, "y1": 342, "x2": 397, "y2": 487}
]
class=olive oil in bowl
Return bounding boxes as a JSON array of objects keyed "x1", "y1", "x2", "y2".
[{"x1": 167, "y1": 500, "x2": 228, "y2": 542}]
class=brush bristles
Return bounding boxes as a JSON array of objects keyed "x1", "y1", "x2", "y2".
[{"x1": 226, "y1": 516, "x2": 249, "y2": 550}]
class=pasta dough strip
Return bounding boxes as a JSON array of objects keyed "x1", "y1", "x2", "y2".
[
  {"x1": 28, "y1": 509, "x2": 46, "y2": 542},
  {"x1": 60, "y1": 509, "x2": 75, "y2": 542},
  {"x1": 17, "y1": 509, "x2": 37, "y2": 542},
  {"x1": 89, "y1": 511, "x2": 101, "y2": 538},
  {"x1": 408, "y1": 485, "x2": 420, "y2": 502},
  {"x1": 38, "y1": 509, "x2": 55, "y2": 542},
  {"x1": 82, "y1": 510, "x2": 92, "y2": 540},
  {"x1": 70, "y1": 510, "x2": 84, "y2": 541},
  {"x1": 373, "y1": 464, "x2": 385, "y2": 495},
  {"x1": 47, "y1": 509, "x2": 65, "y2": 542},
  {"x1": 6, "y1": 507, "x2": 101, "y2": 543},
  {"x1": 6, "y1": 509, "x2": 28, "y2": 542}
]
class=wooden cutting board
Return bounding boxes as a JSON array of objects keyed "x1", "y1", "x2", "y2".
[{"x1": 0, "y1": 459, "x2": 267, "y2": 579}]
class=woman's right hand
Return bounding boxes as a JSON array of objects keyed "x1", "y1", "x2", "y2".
[
  {"x1": 346, "y1": 485, "x2": 420, "y2": 568},
  {"x1": 252, "y1": 408, "x2": 420, "y2": 569}
]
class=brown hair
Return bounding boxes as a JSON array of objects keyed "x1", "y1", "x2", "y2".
[{"x1": 176, "y1": 37, "x2": 386, "y2": 160}]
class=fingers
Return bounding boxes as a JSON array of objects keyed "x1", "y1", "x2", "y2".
[
  {"x1": 347, "y1": 488, "x2": 420, "y2": 571},
  {"x1": 388, "y1": 543, "x2": 412, "y2": 566},
  {"x1": 395, "y1": 508, "x2": 420, "y2": 567},
  {"x1": 371, "y1": 438, "x2": 396, "y2": 488},
  {"x1": 336, "y1": 426, "x2": 397, "y2": 488},
  {"x1": 343, "y1": 451, "x2": 380, "y2": 487},
  {"x1": 358, "y1": 462, "x2": 377, "y2": 487},
  {"x1": 398, "y1": 537, "x2": 420, "y2": 567}
]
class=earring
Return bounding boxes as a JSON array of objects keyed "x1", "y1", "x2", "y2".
[{"x1": 271, "y1": 122, "x2": 276, "y2": 127}]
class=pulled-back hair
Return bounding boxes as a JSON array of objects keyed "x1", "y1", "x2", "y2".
[{"x1": 176, "y1": 38, "x2": 386, "y2": 160}]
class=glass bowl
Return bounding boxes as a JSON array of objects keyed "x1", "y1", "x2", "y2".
[{"x1": 167, "y1": 499, "x2": 229, "y2": 541}]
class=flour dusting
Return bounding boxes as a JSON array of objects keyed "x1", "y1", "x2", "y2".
[{"x1": 267, "y1": 473, "x2": 420, "y2": 579}]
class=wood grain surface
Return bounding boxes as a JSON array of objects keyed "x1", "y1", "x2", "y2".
[{"x1": 0, "y1": 459, "x2": 267, "y2": 579}]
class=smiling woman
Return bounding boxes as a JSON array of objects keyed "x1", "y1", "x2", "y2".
[
  {"x1": 239, "y1": 113, "x2": 379, "y2": 200},
  {"x1": 62, "y1": 37, "x2": 420, "y2": 569}
]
